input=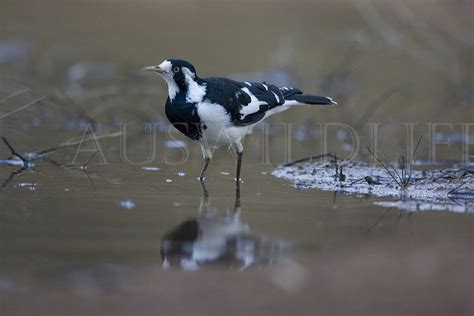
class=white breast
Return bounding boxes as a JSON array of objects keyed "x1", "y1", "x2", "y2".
[{"x1": 197, "y1": 101, "x2": 252, "y2": 147}]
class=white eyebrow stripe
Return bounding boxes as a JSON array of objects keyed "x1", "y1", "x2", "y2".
[
  {"x1": 244, "y1": 82, "x2": 251, "y2": 87},
  {"x1": 262, "y1": 83, "x2": 268, "y2": 91}
]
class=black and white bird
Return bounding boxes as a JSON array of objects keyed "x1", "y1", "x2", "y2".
[{"x1": 143, "y1": 59, "x2": 336, "y2": 181}]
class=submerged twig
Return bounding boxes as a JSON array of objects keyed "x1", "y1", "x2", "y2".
[
  {"x1": 81, "y1": 151, "x2": 99, "y2": 190},
  {"x1": 448, "y1": 181, "x2": 468, "y2": 195},
  {"x1": 0, "y1": 96, "x2": 47, "y2": 120},
  {"x1": 36, "y1": 131, "x2": 121, "y2": 157},
  {"x1": 367, "y1": 147, "x2": 402, "y2": 187},
  {"x1": 405, "y1": 136, "x2": 422, "y2": 186},
  {"x1": 367, "y1": 136, "x2": 423, "y2": 188},
  {"x1": 367, "y1": 207, "x2": 393, "y2": 232},
  {"x1": 0, "y1": 88, "x2": 30, "y2": 103},
  {"x1": 81, "y1": 151, "x2": 99, "y2": 171},
  {"x1": 1, "y1": 167, "x2": 27, "y2": 189}
]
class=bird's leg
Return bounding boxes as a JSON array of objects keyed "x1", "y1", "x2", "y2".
[
  {"x1": 198, "y1": 180, "x2": 210, "y2": 215},
  {"x1": 199, "y1": 179, "x2": 209, "y2": 198},
  {"x1": 233, "y1": 180, "x2": 241, "y2": 221},
  {"x1": 234, "y1": 180, "x2": 241, "y2": 208},
  {"x1": 236, "y1": 152, "x2": 243, "y2": 181},
  {"x1": 234, "y1": 142, "x2": 244, "y2": 182},
  {"x1": 199, "y1": 143, "x2": 212, "y2": 181},
  {"x1": 199, "y1": 157, "x2": 211, "y2": 181}
]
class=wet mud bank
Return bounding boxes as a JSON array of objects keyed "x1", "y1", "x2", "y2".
[{"x1": 273, "y1": 158, "x2": 474, "y2": 213}]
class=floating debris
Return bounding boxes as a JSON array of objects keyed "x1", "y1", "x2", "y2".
[
  {"x1": 120, "y1": 199, "x2": 136, "y2": 209},
  {"x1": 177, "y1": 171, "x2": 186, "y2": 177},
  {"x1": 165, "y1": 178, "x2": 173, "y2": 183},
  {"x1": 0, "y1": 157, "x2": 29, "y2": 167},
  {"x1": 273, "y1": 160, "x2": 474, "y2": 213},
  {"x1": 164, "y1": 139, "x2": 187, "y2": 149},
  {"x1": 220, "y1": 171, "x2": 230, "y2": 175},
  {"x1": 142, "y1": 166, "x2": 160, "y2": 171},
  {"x1": 17, "y1": 182, "x2": 36, "y2": 191}
]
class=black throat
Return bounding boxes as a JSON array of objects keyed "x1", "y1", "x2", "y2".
[{"x1": 164, "y1": 78, "x2": 205, "y2": 141}]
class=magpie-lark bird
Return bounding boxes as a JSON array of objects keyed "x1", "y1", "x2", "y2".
[{"x1": 143, "y1": 59, "x2": 336, "y2": 181}]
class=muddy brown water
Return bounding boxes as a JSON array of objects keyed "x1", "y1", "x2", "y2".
[{"x1": 0, "y1": 1, "x2": 473, "y2": 315}]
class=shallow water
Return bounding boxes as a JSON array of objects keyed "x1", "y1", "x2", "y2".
[
  {"x1": 0, "y1": 0, "x2": 473, "y2": 315},
  {"x1": 1, "y1": 153, "x2": 473, "y2": 315}
]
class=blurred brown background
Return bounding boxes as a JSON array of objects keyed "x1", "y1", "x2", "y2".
[{"x1": 0, "y1": 1, "x2": 473, "y2": 315}]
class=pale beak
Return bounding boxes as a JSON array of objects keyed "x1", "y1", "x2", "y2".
[{"x1": 142, "y1": 65, "x2": 165, "y2": 74}]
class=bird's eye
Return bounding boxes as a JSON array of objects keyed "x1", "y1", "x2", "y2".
[{"x1": 173, "y1": 67, "x2": 180, "y2": 73}]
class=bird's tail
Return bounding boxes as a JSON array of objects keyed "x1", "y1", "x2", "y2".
[
  {"x1": 286, "y1": 94, "x2": 336, "y2": 105},
  {"x1": 279, "y1": 87, "x2": 336, "y2": 105}
]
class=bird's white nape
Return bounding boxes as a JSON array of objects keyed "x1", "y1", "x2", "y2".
[{"x1": 183, "y1": 67, "x2": 206, "y2": 103}]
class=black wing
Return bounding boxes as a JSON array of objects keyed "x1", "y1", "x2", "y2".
[
  {"x1": 203, "y1": 77, "x2": 287, "y2": 126},
  {"x1": 202, "y1": 77, "x2": 334, "y2": 126}
]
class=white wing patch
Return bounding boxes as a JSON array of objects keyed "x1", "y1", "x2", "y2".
[
  {"x1": 183, "y1": 67, "x2": 206, "y2": 103},
  {"x1": 240, "y1": 87, "x2": 267, "y2": 118},
  {"x1": 271, "y1": 91, "x2": 280, "y2": 103}
]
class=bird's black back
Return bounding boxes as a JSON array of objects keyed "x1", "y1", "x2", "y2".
[{"x1": 203, "y1": 77, "x2": 286, "y2": 126}]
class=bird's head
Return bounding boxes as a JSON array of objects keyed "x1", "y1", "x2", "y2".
[{"x1": 142, "y1": 59, "x2": 198, "y2": 89}]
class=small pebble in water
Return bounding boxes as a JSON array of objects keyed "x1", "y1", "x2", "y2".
[{"x1": 120, "y1": 199, "x2": 136, "y2": 209}]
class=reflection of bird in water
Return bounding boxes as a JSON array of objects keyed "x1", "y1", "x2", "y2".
[{"x1": 160, "y1": 182, "x2": 293, "y2": 271}]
